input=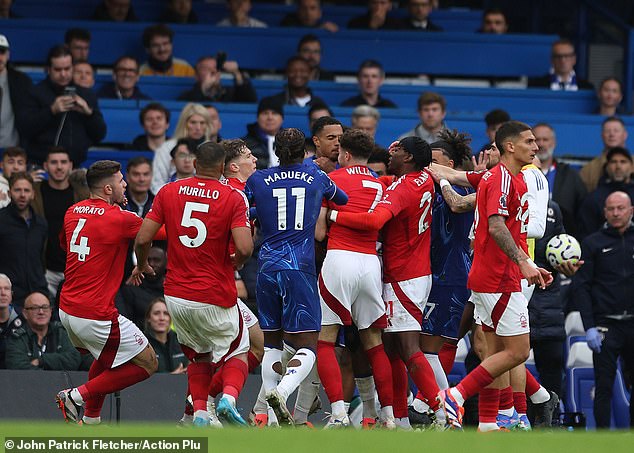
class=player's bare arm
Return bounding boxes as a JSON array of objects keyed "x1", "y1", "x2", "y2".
[
  {"x1": 428, "y1": 163, "x2": 473, "y2": 188},
  {"x1": 315, "y1": 207, "x2": 328, "y2": 242},
  {"x1": 131, "y1": 217, "x2": 163, "y2": 285},
  {"x1": 231, "y1": 226, "x2": 254, "y2": 269},
  {"x1": 441, "y1": 185, "x2": 476, "y2": 213},
  {"x1": 488, "y1": 215, "x2": 551, "y2": 289},
  {"x1": 329, "y1": 205, "x2": 393, "y2": 232}
]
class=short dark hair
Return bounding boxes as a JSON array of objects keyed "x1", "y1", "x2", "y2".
[
  {"x1": 114, "y1": 55, "x2": 140, "y2": 72},
  {"x1": 194, "y1": 141, "x2": 226, "y2": 169},
  {"x1": 297, "y1": 34, "x2": 320, "y2": 51},
  {"x1": 142, "y1": 24, "x2": 174, "y2": 49},
  {"x1": 417, "y1": 91, "x2": 446, "y2": 112},
  {"x1": 599, "y1": 77, "x2": 623, "y2": 93},
  {"x1": 602, "y1": 116, "x2": 625, "y2": 129},
  {"x1": 308, "y1": 103, "x2": 333, "y2": 120},
  {"x1": 64, "y1": 28, "x2": 91, "y2": 44},
  {"x1": 340, "y1": 129, "x2": 374, "y2": 161},
  {"x1": 311, "y1": 116, "x2": 343, "y2": 137},
  {"x1": 46, "y1": 44, "x2": 72, "y2": 66},
  {"x1": 2, "y1": 147, "x2": 27, "y2": 160},
  {"x1": 358, "y1": 59, "x2": 384, "y2": 77},
  {"x1": 368, "y1": 148, "x2": 390, "y2": 166},
  {"x1": 171, "y1": 138, "x2": 198, "y2": 158},
  {"x1": 126, "y1": 156, "x2": 152, "y2": 172},
  {"x1": 286, "y1": 55, "x2": 310, "y2": 70},
  {"x1": 484, "y1": 109, "x2": 510, "y2": 127},
  {"x1": 495, "y1": 121, "x2": 532, "y2": 155},
  {"x1": 552, "y1": 38, "x2": 575, "y2": 53},
  {"x1": 86, "y1": 160, "x2": 121, "y2": 190},
  {"x1": 222, "y1": 139, "x2": 249, "y2": 165},
  {"x1": 45, "y1": 147, "x2": 71, "y2": 161},
  {"x1": 275, "y1": 128, "x2": 306, "y2": 165},
  {"x1": 483, "y1": 7, "x2": 507, "y2": 20},
  {"x1": 8, "y1": 172, "x2": 34, "y2": 189},
  {"x1": 139, "y1": 102, "x2": 170, "y2": 125}
]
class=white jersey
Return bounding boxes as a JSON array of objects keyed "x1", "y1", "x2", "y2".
[{"x1": 521, "y1": 164, "x2": 549, "y2": 239}]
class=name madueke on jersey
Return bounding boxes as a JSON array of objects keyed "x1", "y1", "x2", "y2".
[{"x1": 263, "y1": 170, "x2": 315, "y2": 186}]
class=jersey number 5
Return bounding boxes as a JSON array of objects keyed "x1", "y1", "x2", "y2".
[
  {"x1": 272, "y1": 187, "x2": 305, "y2": 231},
  {"x1": 179, "y1": 201, "x2": 209, "y2": 248},
  {"x1": 70, "y1": 218, "x2": 91, "y2": 262}
]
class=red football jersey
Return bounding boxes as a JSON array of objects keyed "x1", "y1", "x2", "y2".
[
  {"x1": 378, "y1": 170, "x2": 434, "y2": 283},
  {"x1": 468, "y1": 163, "x2": 529, "y2": 293},
  {"x1": 466, "y1": 170, "x2": 486, "y2": 188},
  {"x1": 60, "y1": 199, "x2": 142, "y2": 320},
  {"x1": 325, "y1": 165, "x2": 386, "y2": 254},
  {"x1": 147, "y1": 177, "x2": 250, "y2": 307}
]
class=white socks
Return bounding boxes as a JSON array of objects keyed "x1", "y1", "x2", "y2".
[
  {"x1": 449, "y1": 387, "x2": 466, "y2": 406},
  {"x1": 293, "y1": 362, "x2": 321, "y2": 424},
  {"x1": 355, "y1": 376, "x2": 378, "y2": 419},
  {"x1": 529, "y1": 386, "x2": 551, "y2": 404},
  {"x1": 277, "y1": 348, "x2": 316, "y2": 401},
  {"x1": 261, "y1": 347, "x2": 282, "y2": 392},
  {"x1": 425, "y1": 353, "x2": 449, "y2": 390}
]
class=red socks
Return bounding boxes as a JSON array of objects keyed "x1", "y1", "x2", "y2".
[
  {"x1": 513, "y1": 391, "x2": 528, "y2": 414},
  {"x1": 390, "y1": 355, "x2": 408, "y2": 418},
  {"x1": 83, "y1": 359, "x2": 106, "y2": 418},
  {"x1": 317, "y1": 340, "x2": 344, "y2": 403},
  {"x1": 456, "y1": 365, "x2": 495, "y2": 401},
  {"x1": 208, "y1": 368, "x2": 223, "y2": 399},
  {"x1": 439, "y1": 342, "x2": 458, "y2": 375},
  {"x1": 80, "y1": 363, "x2": 150, "y2": 402},
  {"x1": 525, "y1": 368, "x2": 540, "y2": 396},
  {"x1": 187, "y1": 362, "x2": 213, "y2": 412},
  {"x1": 247, "y1": 350, "x2": 261, "y2": 372},
  {"x1": 499, "y1": 386, "x2": 513, "y2": 411},
  {"x1": 479, "y1": 388, "x2": 500, "y2": 424},
  {"x1": 221, "y1": 357, "x2": 248, "y2": 399},
  {"x1": 406, "y1": 352, "x2": 440, "y2": 411},
  {"x1": 366, "y1": 344, "x2": 393, "y2": 407}
]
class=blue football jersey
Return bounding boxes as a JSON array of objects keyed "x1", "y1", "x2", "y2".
[
  {"x1": 431, "y1": 184, "x2": 475, "y2": 287},
  {"x1": 245, "y1": 163, "x2": 346, "y2": 275}
]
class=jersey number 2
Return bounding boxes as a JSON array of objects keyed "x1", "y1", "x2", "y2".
[
  {"x1": 273, "y1": 187, "x2": 305, "y2": 231},
  {"x1": 70, "y1": 218, "x2": 91, "y2": 262}
]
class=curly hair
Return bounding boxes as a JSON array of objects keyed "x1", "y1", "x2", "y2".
[
  {"x1": 275, "y1": 128, "x2": 306, "y2": 165},
  {"x1": 434, "y1": 129, "x2": 472, "y2": 170}
]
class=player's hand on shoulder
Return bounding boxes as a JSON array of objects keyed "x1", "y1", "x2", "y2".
[
  {"x1": 127, "y1": 263, "x2": 155, "y2": 286},
  {"x1": 554, "y1": 260, "x2": 584, "y2": 277},
  {"x1": 427, "y1": 164, "x2": 442, "y2": 183},
  {"x1": 315, "y1": 157, "x2": 336, "y2": 174}
]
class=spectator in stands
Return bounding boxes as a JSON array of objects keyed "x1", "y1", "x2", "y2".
[
  {"x1": 281, "y1": 0, "x2": 339, "y2": 32},
  {"x1": 479, "y1": 8, "x2": 508, "y2": 34},
  {"x1": 596, "y1": 77, "x2": 624, "y2": 116},
  {"x1": 351, "y1": 104, "x2": 380, "y2": 138},
  {"x1": 116, "y1": 248, "x2": 166, "y2": 329},
  {"x1": 399, "y1": 91, "x2": 447, "y2": 142},
  {"x1": 268, "y1": 56, "x2": 326, "y2": 108},
  {"x1": 578, "y1": 147, "x2": 634, "y2": 239},
  {"x1": 130, "y1": 103, "x2": 170, "y2": 152},
  {"x1": 31, "y1": 148, "x2": 83, "y2": 300},
  {"x1": 348, "y1": 0, "x2": 400, "y2": 30},
  {"x1": 21, "y1": 45, "x2": 106, "y2": 167},
  {"x1": 297, "y1": 34, "x2": 334, "y2": 81},
  {"x1": 159, "y1": 0, "x2": 198, "y2": 24},
  {"x1": 528, "y1": 39, "x2": 593, "y2": 91},
  {"x1": 0, "y1": 0, "x2": 18, "y2": 18},
  {"x1": 217, "y1": 0, "x2": 267, "y2": 28},
  {"x1": 367, "y1": 147, "x2": 390, "y2": 176},
  {"x1": 305, "y1": 103, "x2": 332, "y2": 157},
  {"x1": 397, "y1": 0, "x2": 442, "y2": 31},
  {"x1": 204, "y1": 105, "x2": 223, "y2": 142},
  {"x1": 177, "y1": 55, "x2": 256, "y2": 103},
  {"x1": 242, "y1": 96, "x2": 284, "y2": 169},
  {"x1": 307, "y1": 116, "x2": 343, "y2": 174},
  {"x1": 169, "y1": 138, "x2": 197, "y2": 181},
  {"x1": 533, "y1": 123, "x2": 587, "y2": 237},
  {"x1": 0, "y1": 274, "x2": 24, "y2": 369},
  {"x1": 151, "y1": 103, "x2": 213, "y2": 193},
  {"x1": 124, "y1": 156, "x2": 154, "y2": 217},
  {"x1": 341, "y1": 60, "x2": 396, "y2": 108},
  {"x1": 573, "y1": 191, "x2": 634, "y2": 429},
  {"x1": 92, "y1": 0, "x2": 138, "y2": 22},
  {"x1": 5, "y1": 291, "x2": 81, "y2": 370},
  {"x1": 480, "y1": 108, "x2": 510, "y2": 151},
  {"x1": 140, "y1": 24, "x2": 195, "y2": 77},
  {"x1": 143, "y1": 298, "x2": 187, "y2": 373},
  {"x1": 0, "y1": 147, "x2": 27, "y2": 209},
  {"x1": 0, "y1": 173, "x2": 48, "y2": 307},
  {"x1": 64, "y1": 28, "x2": 91, "y2": 63},
  {"x1": 72, "y1": 62, "x2": 95, "y2": 90},
  {"x1": 580, "y1": 116, "x2": 628, "y2": 192},
  {"x1": 98, "y1": 56, "x2": 151, "y2": 101},
  {"x1": 0, "y1": 34, "x2": 32, "y2": 150}
]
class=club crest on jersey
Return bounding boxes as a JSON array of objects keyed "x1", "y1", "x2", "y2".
[{"x1": 519, "y1": 314, "x2": 528, "y2": 329}]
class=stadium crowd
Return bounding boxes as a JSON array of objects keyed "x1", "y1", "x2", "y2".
[{"x1": 0, "y1": 0, "x2": 632, "y2": 431}]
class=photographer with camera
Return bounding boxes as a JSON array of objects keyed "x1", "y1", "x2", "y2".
[
  {"x1": 178, "y1": 54, "x2": 256, "y2": 103},
  {"x1": 20, "y1": 45, "x2": 106, "y2": 167}
]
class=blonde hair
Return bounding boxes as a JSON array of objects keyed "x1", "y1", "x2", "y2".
[{"x1": 173, "y1": 103, "x2": 214, "y2": 141}]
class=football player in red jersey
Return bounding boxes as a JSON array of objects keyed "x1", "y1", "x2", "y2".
[{"x1": 56, "y1": 160, "x2": 158, "y2": 425}]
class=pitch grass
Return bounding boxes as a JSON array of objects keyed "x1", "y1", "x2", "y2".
[{"x1": 0, "y1": 422, "x2": 633, "y2": 453}]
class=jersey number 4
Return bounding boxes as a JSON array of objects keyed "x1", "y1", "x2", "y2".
[
  {"x1": 70, "y1": 218, "x2": 91, "y2": 262},
  {"x1": 272, "y1": 187, "x2": 305, "y2": 231}
]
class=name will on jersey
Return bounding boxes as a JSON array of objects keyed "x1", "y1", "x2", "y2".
[
  {"x1": 263, "y1": 171, "x2": 314, "y2": 186},
  {"x1": 345, "y1": 166, "x2": 372, "y2": 176}
]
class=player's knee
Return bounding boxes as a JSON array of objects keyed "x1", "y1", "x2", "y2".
[{"x1": 507, "y1": 347, "x2": 530, "y2": 366}]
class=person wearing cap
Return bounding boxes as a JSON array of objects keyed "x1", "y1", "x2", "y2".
[
  {"x1": 578, "y1": 146, "x2": 634, "y2": 238},
  {"x1": 0, "y1": 34, "x2": 33, "y2": 150},
  {"x1": 242, "y1": 97, "x2": 284, "y2": 169}
]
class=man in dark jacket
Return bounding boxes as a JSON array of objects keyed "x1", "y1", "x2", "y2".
[
  {"x1": 0, "y1": 274, "x2": 25, "y2": 369},
  {"x1": 0, "y1": 173, "x2": 48, "y2": 307},
  {"x1": 243, "y1": 97, "x2": 284, "y2": 169},
  {"x1": 573, "y1": 191, "x2": 634, "y2": 428},
  {"x1": 0, "y1": 34, "x2": 32, "y2": 149},
  {"x1": 97, "y1": 56, "x2": 150, "y2": 101},
  {"x1": 20, "y1": 45, "x2": 106, "y2": 166},
  {"x1": 5, "y1": 291, "x2": 81, "y2": 370}
]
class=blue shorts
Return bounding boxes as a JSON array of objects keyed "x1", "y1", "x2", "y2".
[
  {"x1": 256, "y1": 270, "x2": 321, "y2": 333},
  {"x1": 422, "y1": 285, "x2": 470, "y2": 340}
]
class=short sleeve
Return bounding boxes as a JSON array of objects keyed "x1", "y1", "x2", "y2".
[
  {"x1": 119, "y1": 209, "x2": 143, "y2": 239},
  {"x1": 483, "y1": 171, "x2": 509, "y2": 218},
  {"x1": 146, "y1": 188, "x2": 165, "y2": 225},
  {"x1": 378, "y1": 180, "x2": 406, "y2": 217},
  {"x1": 229, "y1": 189, "x2": 251, "y2": 230},
  {"x1": 466, "y1": 171, "x2": 485, "y2": 188}
]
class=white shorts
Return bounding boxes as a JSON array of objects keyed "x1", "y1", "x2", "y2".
[
  {"x1": 238, "y1": 299, "x2": 258, "y2": 329},
  {"x1": 165, "y1": 295, "x2": 249, "y2": 364},
  {"x1": 521, "y1": 279, "x2": 535, "y2": 303},
  {"x1": 319, "y1": 250, "x2": 387, "y2": 330},
  {"x1": 472, "y1": 291, "x2": 530, "y2": 336},
  {"x1": 59, "y1": 309, "x2": 148, "y2": 369},
  {"x1": 382, "y1": 275, "x2": 432, "y2": 333}
]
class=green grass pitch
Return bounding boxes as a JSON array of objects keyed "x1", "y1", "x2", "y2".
[{"x1": 1, "y1": 422, "x2": 633, "y2": 453}]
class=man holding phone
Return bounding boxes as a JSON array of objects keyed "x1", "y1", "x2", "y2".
[{"x1": 20, "y1": 45, "x2": 106, "y2": 167}]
